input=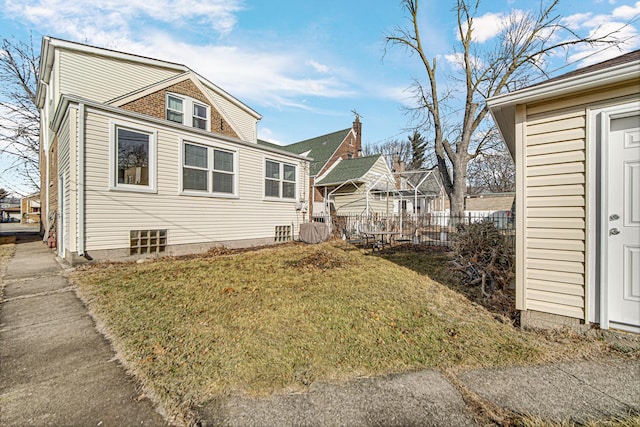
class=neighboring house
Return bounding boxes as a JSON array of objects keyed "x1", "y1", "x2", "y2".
[
  {"x1": 393, "y1": 166, "x2": 447, "y2": 215},
  {"x1": 464, "y1": 193, "x2": 514, "y2": 212},
  {"x1": 37, "y1": 37, "x2": 310, "y2": 264},
  {"x1": 489, "y1": 50, "x2": 640, "y2": 333},
  {"x1": 20, "y1": 193, "x2": 41, "y2": 224},
  {"x1": 314, "y1": 154, "x2": 396, "y2": 215},
  {"x1": 1, "y1": 199, "x2": 21, "y2": 222},
  {"x1": 260, "y1": 118, "x2": 363, "y2": 217}
]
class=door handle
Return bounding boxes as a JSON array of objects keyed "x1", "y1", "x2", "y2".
[{"x1": 609, "y1": 228, "x2": 620, "y2": 236}]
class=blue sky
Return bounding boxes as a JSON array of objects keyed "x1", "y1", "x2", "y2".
[{"x1": 1, "y1": 0, "x2": 639, "y2": 195}]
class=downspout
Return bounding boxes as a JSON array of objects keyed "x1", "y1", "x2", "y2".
[
  {"x1": 399, "y1": 192, "x2": 403, "y2": 233},
  {"x1": 45, "y1": 117, "x2": 50, "y2": 239},
  {"x1": 78, "y1": 103, "x2": 86, "y2": 257}
]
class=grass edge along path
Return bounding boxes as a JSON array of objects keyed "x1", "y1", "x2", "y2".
[{"x1": 0, "y1": 235, "x2": 17, "y2": 297}]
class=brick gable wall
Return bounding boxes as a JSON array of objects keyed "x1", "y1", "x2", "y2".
[
  {"x1": 120, "y1": 79, "x2": 239, "y2": 139},
  {"x1": 313, "y1": 130, "x2": 360, "y2": 205}
]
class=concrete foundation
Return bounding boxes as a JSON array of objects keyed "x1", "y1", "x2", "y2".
[
  {"x1": 520, "y1": 310, "x2": 590, "y2": 332},
  {"x1": 63, "y1": 236, "x2": 291, "y2": 265}
]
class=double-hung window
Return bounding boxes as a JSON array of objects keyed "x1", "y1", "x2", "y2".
[
  {"x1": 182, "y1": 141, "x2": 235, "y2": 196},
  {"x1": 166, "y1": 93, "x2": 210, "y2": 131},
  {"x1": 110, "y1": 122, "x2": 156, "y2": 193},
  {"x1": 265, "y1": 160, "x2": 296, "y2": 199},
  {"x1": 192, "y1": 103, "x2": 208, "y2": 130},
  {"x1": 166, "y1": 95, "x2": 184, "y2": 124}
]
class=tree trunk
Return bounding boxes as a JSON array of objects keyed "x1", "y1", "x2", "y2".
[{"x1": 449, "y1": 160, "x2": 467, "y2": 218}]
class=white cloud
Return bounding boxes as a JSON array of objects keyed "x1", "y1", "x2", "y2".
[
  {"x1": 308, "y1": 60, "x2": 329, "y2": 74},
  {"x1": 468, "y1": 12, "x2": 505, "y2": 43},
  {"x1": 460, "y1": 10, "x2": 527, "y2": 43},
  {"x1": 110, "y1": 33, "x2": 356, "y2": 109},
  {"x1": 562, "y1": 4, "x2": 640, "y2": 67},
  {"x1": 257, "y1": 128, "x2": 283, "y2": 145},
  {"x1": 5, "y1": 0, "x2": 242, "y2": 36},
  {"x1": 444, "y1": 52, "x2": 485, "y2": 70},
  {"x1": 612, "y1": 1, "x2": 640, "y2": 19},
  {"x1": 561, "y1": 13, "x2": 593, "y2": 31}
]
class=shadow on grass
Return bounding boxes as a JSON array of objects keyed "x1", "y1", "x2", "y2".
[{"x1": 378, "y1": 245, "x2": 519, "y2": 326}]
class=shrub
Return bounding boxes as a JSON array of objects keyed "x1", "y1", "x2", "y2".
[{"x1": 451, "y1": 221, "x2": 514, "y2": 296}]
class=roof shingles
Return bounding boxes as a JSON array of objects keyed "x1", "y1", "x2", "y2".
[
  {"x1": 276, "y1": 129, "x2": 351, "y2": 176},
  {"x1": 315, "y1": 155, "x2": 383, "y2": 186}
]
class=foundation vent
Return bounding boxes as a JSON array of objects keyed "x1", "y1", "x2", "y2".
[
  {"x1": 130, "y1": 229, "x2": 167, "y2": 255},
  {"x1": 274, "y1": 225, "x2": 292, "y2": 243}
]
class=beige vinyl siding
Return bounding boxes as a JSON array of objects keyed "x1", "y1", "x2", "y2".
[
  {"x1": 81, "y1": 109, "x2": 306, "y2": 252},
  {"x1": 522, "y1": 80, "x2": 639, "y2": 320},
  {"x1": 205, "y1": 87, "x2": 258, "y2": 143},
  {"x1": 58, "y1": 50, "x2": 180, "y2": 104},
  {"x1": 524, "y1": 109, "x2": 587, "y2": 319},
  {"x1": 333, "y1": 192, "x2": 389, "y2": 215}
]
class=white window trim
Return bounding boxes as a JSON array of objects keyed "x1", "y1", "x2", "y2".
[
  {"x1": 588, "y1": 101, "x2": 640, "y2": 329},
  {"x1": 166, "y1": 92, "x2": 210, "y2": 131},
  {"x1": 264, "y1": 158, "x2": 297, "y2": 201},
  {"x1": 109, "y1": 120, "x2": 157, "y2": 193},
  {"x1": 179, "y1": 138, "x2": 238, "y2": 198}
]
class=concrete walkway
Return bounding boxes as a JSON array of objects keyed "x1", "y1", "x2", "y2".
[
  {"x1": 199, "y1": 359, "x2": 639, "y2": 426},
  {"x1": 0, "y1": 230, "x2": 166, "y2": 426},
  {"x1": 1, "y1": 227, "x2": 638, "y2": 426}
]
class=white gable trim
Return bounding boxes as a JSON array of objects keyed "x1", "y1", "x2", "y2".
[
  {"x1": 108, "y1": 71, "x2": 246, "y2": 142},
  {"x1": 488, "y1": 57, "x2": 640, "y2": 157},
  {"x1": 37, "y1": 36, "x2": 261, "y2": 121}
]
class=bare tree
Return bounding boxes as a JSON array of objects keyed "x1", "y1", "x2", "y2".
[
  {"x1": 386, "y1": 0, "x2": 625, "y2": 216},
  {"x1": 0, "y1": 187, "x2": 9, "y2": 200},
  {"x1": 0, "y1": 35, "x2": 40, "y2": 191},
  {"x1": 467, "y1": 149, "x2": 515, "y2": 194},
  {"x1": 362, "y1": 138, "x2": 412, "y2": 168}
]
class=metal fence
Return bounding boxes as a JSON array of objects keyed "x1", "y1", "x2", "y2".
[{"x1": 312, "y1": 211, "x2": 515, "y2": 249}]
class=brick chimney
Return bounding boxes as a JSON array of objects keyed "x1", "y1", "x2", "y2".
[
  {"x1": 392, "y1": 154, "x2": 406, "y2": 189},
  {"x1": 352, "y1": 116, "x2": 362, "y2": 157}
]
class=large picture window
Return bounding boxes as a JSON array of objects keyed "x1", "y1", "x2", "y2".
[
  {"x1": 265, "y1": 160, "x2": 296, "y2": 199},
  {"x1": 166, "y1": 93, "x2": 210, "y2": 131},
  {"x1": 111, "y1": 123, "x2": 156, "y2": 193},
  {"x1": 182, "y1": 142, "x2": 235, "y2": 196}
]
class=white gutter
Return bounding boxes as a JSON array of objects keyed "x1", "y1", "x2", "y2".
[
  {"x1": 487, "y1": 58, "x2": 640, "y2": 109},
  {"x1": 78, "y1": 103, "x2": 85, "y2": 257}
]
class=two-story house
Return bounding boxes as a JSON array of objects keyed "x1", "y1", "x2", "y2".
[{"x1": 37, "y1": 37, "x2": 310, "y2": 264}]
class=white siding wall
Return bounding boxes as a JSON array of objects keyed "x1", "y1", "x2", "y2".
[
  {"x1": 206, "y1": 87, "x2": 258, "y2": 143},
  {"x1": 57, "y1": 109, "x2": 73, "y2": 256},
  {"x1": 82, "y1": 109, "x2": 307, "y2": 252},
  {"x1": 58, "y1": 50, "x2": 180, "y2": 103}
]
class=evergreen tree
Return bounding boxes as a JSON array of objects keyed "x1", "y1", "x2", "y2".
[{"x1": 408, "y1": 130, "x2": 426, "y2": 170}]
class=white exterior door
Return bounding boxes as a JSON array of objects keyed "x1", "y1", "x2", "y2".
[{"x1": 606, "y1": 114, "x2": 640, "y2": 332}]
